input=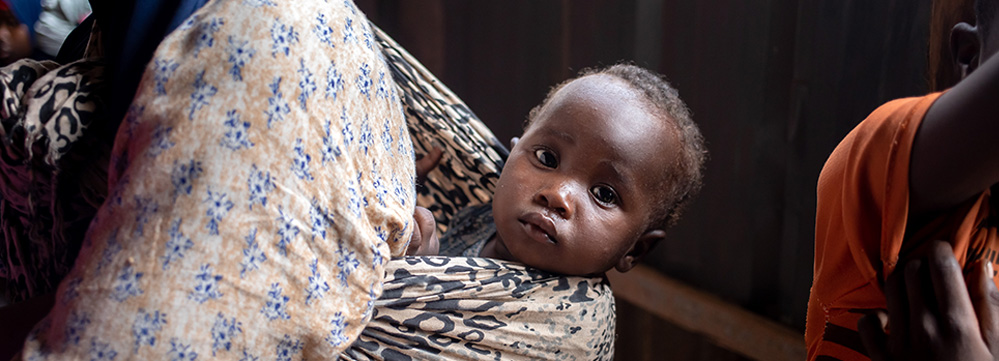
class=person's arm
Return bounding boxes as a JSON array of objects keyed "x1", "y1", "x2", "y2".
[
  {"x1": 859, "y1": 240, "x2": 999, "y2": 360},
  {"x1": 910, "y1": 39, "x2": 999, "y2": 217}
]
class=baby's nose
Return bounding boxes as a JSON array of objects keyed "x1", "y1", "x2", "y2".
[{"x1": 535, "y1": 183, "x2": 574, "y2": 218}]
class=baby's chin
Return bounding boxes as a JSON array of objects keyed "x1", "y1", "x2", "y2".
[{"x1": 493, "y1": 227, "x2": 614, "y2": 276}]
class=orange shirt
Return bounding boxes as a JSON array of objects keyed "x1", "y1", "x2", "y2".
[{"x1": 807, "y1": 92, "x2": 999, "y2": 361}]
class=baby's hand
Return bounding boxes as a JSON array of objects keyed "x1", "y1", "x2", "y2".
[{"x1": 407, "y1": 206, "x2": 439, "y2": 256}]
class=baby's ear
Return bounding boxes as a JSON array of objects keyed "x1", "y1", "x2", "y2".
[{"x1": 615, "y1": 229, "x2": 666, "y2": 272}]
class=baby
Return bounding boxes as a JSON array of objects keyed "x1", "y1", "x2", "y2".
[{"x1": 407, "y1": 63, "x2": 706, "y2": 276}]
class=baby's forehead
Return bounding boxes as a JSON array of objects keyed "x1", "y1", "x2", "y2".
[
  {"x1": 534, "y1": 73, "x2": 678, "y2": 165},
  {"x1": 556, "y1": 74, "x2": 638, "y2": 102},
  {"x1": 550, "y1": 75, "x2": 668, "y2": 123},
  {"x1": 536, "y1": 76, "x2": 657, "y2": 123}
]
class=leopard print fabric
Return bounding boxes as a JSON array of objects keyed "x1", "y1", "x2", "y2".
[
  {"x1": 0, "y1": 57, "x2": 109, "y2": 303},
  {"x1": 373, "y1": 26, "x2": 508, "y2": 234},
  {"x1": 342, "y1": 257, "x2": 616, "y2": 361}
]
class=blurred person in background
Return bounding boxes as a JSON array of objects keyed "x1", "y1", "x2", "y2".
[{"x1": 0, "y1": 0, "x2": 30, "y2": 66}]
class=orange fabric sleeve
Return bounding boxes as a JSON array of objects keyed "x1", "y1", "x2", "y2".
[{"x1": 806, "y1": 93, "x2": 942, "y2": 361}]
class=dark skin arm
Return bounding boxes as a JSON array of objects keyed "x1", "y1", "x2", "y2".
[
  {"x1": 860, "y1": 22, "x2": 999, "y2": 361},
  {"x1": 859, "y1": 240, "x2": 999, "y2": 361},
  {"x1": 909, "y1": 23, "x2": 999, "y2": 217}
]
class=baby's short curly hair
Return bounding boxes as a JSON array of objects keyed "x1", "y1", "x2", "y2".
[{"x1": 525, "y1": 63, "x2": 707, "y2": 229}]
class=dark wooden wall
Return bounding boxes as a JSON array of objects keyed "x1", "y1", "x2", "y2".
[{"x1": 357, "y1": 0, "x2": 935, "y2": 359}]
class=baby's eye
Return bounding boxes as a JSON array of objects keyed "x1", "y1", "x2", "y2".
[
  {"x1": 534, "y1": 149, "x2": 558, "y2": 168},
  {"x1": 590, "y1": 185, "x2": 618, "y2": 205}
]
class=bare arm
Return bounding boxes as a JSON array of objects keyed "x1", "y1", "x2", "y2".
[{"x1": 910, "y1": 47, "x2": 999, "y2": 217}]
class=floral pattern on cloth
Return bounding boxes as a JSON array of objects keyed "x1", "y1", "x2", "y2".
[
  {"x1": 17, "y1": 0, "x2": 415, "y2": 359},
  {"x1": 1, "y1": 3, "x2": 618, "y2": 359},
  {"x1": 341, "y1": 257, "x2": 616, "y2": 361}
]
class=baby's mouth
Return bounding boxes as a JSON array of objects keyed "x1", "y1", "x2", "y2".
[{"x1": 518, "y1": 213, "x2": 558, "y2": 245}]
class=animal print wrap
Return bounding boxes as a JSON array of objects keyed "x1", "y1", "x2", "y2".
[
  {"x1": 0, "y1": 57, "x2": 109, "y2": 303},
  {"x1": 342, "y1": 257, "x2": 616, "y2": 361},
  {"x1": 373, "y1": 26, "x2": 508, "y2": 234}
]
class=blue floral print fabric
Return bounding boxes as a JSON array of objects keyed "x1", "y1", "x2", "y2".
[
  {"x1": 17, "y1": 0, "x2": 415, "y2": 359},
  {"x1": 3, "y1": 4, "x2": 617, "y2": 359}
]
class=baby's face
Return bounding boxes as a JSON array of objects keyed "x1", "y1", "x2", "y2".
[{"x1": 491, "y1": 75, "x2": 675, "y2": 275}]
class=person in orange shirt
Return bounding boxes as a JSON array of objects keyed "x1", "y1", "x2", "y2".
[{"x1": 807, "y1": 0, "x2": 999, "y2": 359}]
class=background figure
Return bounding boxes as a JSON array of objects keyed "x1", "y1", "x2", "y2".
[{"x1": 0, "y1": 0, "x2": 30, "y2": 66}]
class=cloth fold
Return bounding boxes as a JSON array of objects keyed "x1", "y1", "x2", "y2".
[{"x1": 343, "y1": 256, "x2": 616, "y2": 361}]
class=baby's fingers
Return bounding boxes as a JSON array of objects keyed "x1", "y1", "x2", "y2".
[
  {"x1": 406, "y1": 214, "x2": 424, "y2": 255},
  {"x1": 408, "y1": 206, "x2": 439, "y2": 256}
]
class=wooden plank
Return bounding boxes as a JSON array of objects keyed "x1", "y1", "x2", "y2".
[
  {"x1": 615, "y1": 298, "x2": 750, "y2": 361},
  {"x1": 607, "y1": 265, "x2": 806, "y2": 361}
]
